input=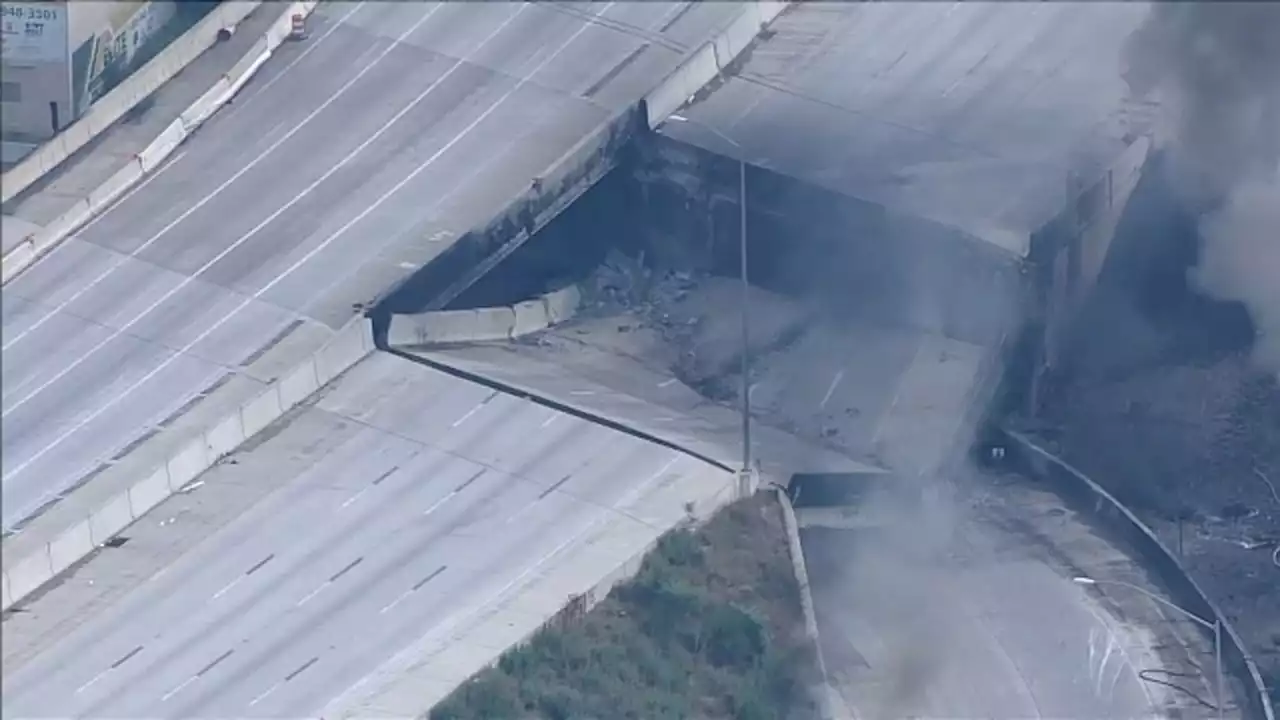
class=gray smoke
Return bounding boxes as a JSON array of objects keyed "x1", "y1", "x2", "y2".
[{"x1": 1123, "y1": 2, "x2": 1280, "y2": 371}]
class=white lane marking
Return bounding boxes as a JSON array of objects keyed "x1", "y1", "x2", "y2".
[
  {"x1": 870, "y1": 338, "x2": 926, "y2": 447},
  {"x1": 340, "y1": 485, "x2": 370, "y2": 509},
  {"x1": 421, "y1": 493, "x2": 453, "y2": 517},
  {"x1": 450, "y1": 402, "x2": 484, "y2": 428},
  {"x1": 210, "y1": 575, "x2": 243, "y2": 600},
  {"x1": 0, "y1": 9, "x2": 539, "y2": 485},
  {"x1": 295, "y1": 582, "x2": 328, "y2": 608},
  {"x1": 540, "y1": 413, "x2": 558, "y2": 428},
  {"x1": 379, "y1": 588, "x2": 413, "y2": 615},
  {"x1": 570, "y1": 389, "x2": 594, "y2": 396},
  {"x1": 160, "y1": 674, "x2": 198, "y2": 702},
  {"x1": 221, "y1": 2, "x2": 368, "y2": 117},
  {"x1": 0, "y1": 2, "x2": 443, "y2": 361},
  {"x1": 248, "y1": 681, "x2": 281, "y2": 707},
  {"x1": 0, "y1": 149, "x2": 185, "y2": 355},
  {"x1": 5, "y1": 1, "x2": 604, "y2": 487},
  {"x1": 75, "y1": 668, "x2": 111, "y2": 695},
  {"x1": 820, "y1": 369, "x2": 844, "y2": 409},
  {"x1": 380, "y1": 564, "x2": 447, "y2": 613},
  {"x1": 73, "y1": 151, "x2": 189, "y2": 237},
  {"x1": 332, "y1": 448, "x2": 670, "y2": 710}
]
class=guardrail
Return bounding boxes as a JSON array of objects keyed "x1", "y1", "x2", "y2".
[{"x1": 1002, "y1": 429, "x2": 1275, "y2": 720}]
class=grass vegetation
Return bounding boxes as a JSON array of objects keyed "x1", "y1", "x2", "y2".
[{"x1": 430, "y1": 493, "x2": 820, "y2": 720}]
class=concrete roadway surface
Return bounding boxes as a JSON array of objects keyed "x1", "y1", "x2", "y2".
[
  {"x1": 0, "y1": 0, "x2": 738, "y2": 531},
  {"x1": 1, "y1": 352, "x2": 719, "y2": 719},
  {"x1": 414, "y1": 312, "x2": 1229, "y2": 719}
]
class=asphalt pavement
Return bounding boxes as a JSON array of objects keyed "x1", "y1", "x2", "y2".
[
  {"x1": 1, "y1": 352, "x2": 716, "y2": 719},
  {"x1": 0, "y1": 0, "x2": 738, "y2": 531}
]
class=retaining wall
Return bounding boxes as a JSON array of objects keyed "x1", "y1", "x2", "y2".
[{"x1": 1002, "y1": 429, "x2": 1275, "y2": 720}]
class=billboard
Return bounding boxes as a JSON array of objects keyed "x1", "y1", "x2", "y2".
[
  {"x1": 1, "y1": 1, "x2": 68, "y2": 65},
  {"x1": 70, "y1": 0, "x2": 174, "y2": 116}
]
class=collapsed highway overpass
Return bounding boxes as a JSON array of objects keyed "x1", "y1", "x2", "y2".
[{"x1": 380, "y1": 0, "x2": 1158, "y2": 428}]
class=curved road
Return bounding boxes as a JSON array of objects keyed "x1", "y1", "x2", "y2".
[
  {"x1": 1, "y1": 353, "x2": 719, "y2": 719},
  {"x1": 414, "y1": 329, "x2": 1222, "y2": 719},
  {"x1": 0, "y1": 0, "x2": 736, "y2": 530}
]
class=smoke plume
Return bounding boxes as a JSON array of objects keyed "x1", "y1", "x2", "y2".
[{"x1": 1122, "y1": 2, "x2": 1280, "y2": 371}]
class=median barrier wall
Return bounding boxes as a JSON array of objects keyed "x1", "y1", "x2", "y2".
[
  {"x1": 643, "y1": 0, "x2": 791, "y2": 129},
  {"x1": 543, "y1": 285, "x2": 581, "y2": 325},
  {"x1": 178, "y1": 77, "x2": 234, "y2": 131},
  {"x1": 88, "y1": 490, "x2": 132, "y2": 547},
  {"x1": 1003, "y1": 429, "x2": 1275, "y2": 720},
  {"x1": 511, "y1": 299, "x2": 548, "y2": 337},
  {"x1": 385, "y1": 285, "x2": 583, "y2": 349},
  {"x1": 0, "y1": 0, "x2": 321, "y2": 286},
  {"x1": 0, "y1": 317, "x2": 375, "y2": 612},
  {"x1": 85, "y1": 160, "x2": 144, "y2": 212},
  {"x1": 137, "y1": 120, "x2": 186, "y2": 173}
]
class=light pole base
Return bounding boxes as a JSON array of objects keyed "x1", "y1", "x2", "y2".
[{"x1": 736, "y1": 467, "x2": 759, "y2": 499}]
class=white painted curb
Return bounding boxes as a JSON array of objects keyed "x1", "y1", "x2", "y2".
[
  {"x1": 0, "y1": 1, "x2": 321, "y2": 287},
  {"x1": 0, "y1": 316, "x2": 375, "y2": 612},
  {"x1": 386, "y1": 286, "x2": 582, "y2": 348}
]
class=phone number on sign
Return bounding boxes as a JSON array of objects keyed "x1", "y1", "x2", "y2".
[{"x1": 1, "y1": 5, "x2": 60, "y2": 22}]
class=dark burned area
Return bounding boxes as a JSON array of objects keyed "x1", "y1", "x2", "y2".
[
  {"x1": 403, "y1": 135, "x2": 1279, "y2": 704},
  {"x1": 1035, "y1": 153, "x2": 1280, "y2": 698}
]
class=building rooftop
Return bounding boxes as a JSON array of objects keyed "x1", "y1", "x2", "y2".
[{"x1": 660, "y1": 1, "x2": 1159, "y2": 256}]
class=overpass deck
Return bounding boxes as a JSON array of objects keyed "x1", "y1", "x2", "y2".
[
  {"x1": 659, "y1": 1, "x2": 1158, "y2": 257},
  {"x1": 0, "y1": 1, "x2": 739, "y2": 533}
]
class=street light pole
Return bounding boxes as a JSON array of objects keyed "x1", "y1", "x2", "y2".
[
  {"x1": 1074, "y1": 577, "x2": 1224, "y2": 720},
  {"x1": 667, "y1": 114, "x2": 753, "y2": 483},
  {"x1": 738, "y1": 156, "x2": 751, "y2": 477}
]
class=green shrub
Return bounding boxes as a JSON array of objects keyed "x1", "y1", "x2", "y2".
[{"x1": 429, "y1": 495, "x2": 817, "y2": 720}]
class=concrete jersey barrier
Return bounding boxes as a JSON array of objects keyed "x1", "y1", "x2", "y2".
[
  {"x1": 0, "y1": 316, "x2": 375, "y2": 611},
  {"x1": 385, "y1": 286, "x2": 582, "y2": 348},
  {"x1": 1002, "y1": 429, "x2": 1275, "y2": 720},
  {"x1": 643, "y1": 0, "x2": 791, "y2": 130},
  {"x1": 0, "y1": 1, "x2": 321, "y2": 286}
]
